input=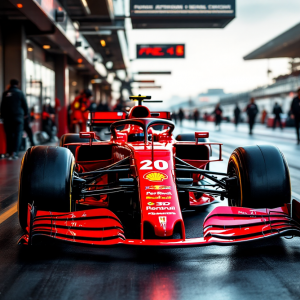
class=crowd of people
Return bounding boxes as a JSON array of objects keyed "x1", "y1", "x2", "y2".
[
  {"x1": 68, "y1": 89, "x2": 124, "y2": 132},
  {"x1": 1, "y1": 82, "x2": 300, "y2": 159},
  {"x1": 172, "y1": 88, "x2": 300, "y2": 143},
  {"x1": 0, "y1": 79, "x2": 126, "y2": 160}
]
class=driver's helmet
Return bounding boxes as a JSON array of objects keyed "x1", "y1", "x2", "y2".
[{"x1": 127, "y1": 126, "x2": 145, "y2": 142}]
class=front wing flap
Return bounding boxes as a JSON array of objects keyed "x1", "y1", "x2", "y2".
[{"x1": 19, "y1": 201, "x2": 300, "y2": 247}]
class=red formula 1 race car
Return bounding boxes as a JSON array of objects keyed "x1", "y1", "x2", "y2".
[{"x1": 18, "y1": 95, "x2": 300, "y2": 248}]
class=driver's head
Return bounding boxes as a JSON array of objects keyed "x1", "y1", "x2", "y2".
[
  {"x1": 250, "y1": 98, "x2": 255, "y2": 104},
  {"x1": 297, "y1": 88, "x2": 300, "y2": 98}
]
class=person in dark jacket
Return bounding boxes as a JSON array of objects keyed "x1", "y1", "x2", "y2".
[
  {"x1": 178, "y1": 108, "x2": 184, "y2": 127},
  {"x1": 97, "y1": 101, "x2": 110, "y2": 112},
  {"x1": 234, "y1": 104, "x2": 241, "y2": 128},
  {"x1": 193, "y1": 109, "x2": 200, "y2": 127},
  {"x1": 0, "y1": 79, "x2": 28, "y2": 159},
  {"x1": 245, "y1": 98, "x2": 259, "y2": 135},
  {"x1": 291, "y1": 88, "x2": 300, "y2": 144},
  {"x1": 272, "y1": 102, "x2": 283, "y2": 130},
  {"x1": 213, "y1": 103, "x2": 223, "y2": 131}
]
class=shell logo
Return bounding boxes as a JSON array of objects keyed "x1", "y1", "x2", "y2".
[
  {"x1": 147, "y1": 202, "x2": 155, "y2": 206},
  {"x1": 143, "y1": 172, "x2": 168, "y2": 182}
]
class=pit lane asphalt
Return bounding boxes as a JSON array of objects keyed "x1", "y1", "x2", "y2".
[{"x1": 1, "y1": 123, "x2": 300, "y2": 300}]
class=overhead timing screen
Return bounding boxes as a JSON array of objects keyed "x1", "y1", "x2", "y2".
[
  {"x1": 137, "y1": 44, "x2": 185, "y2": 59},
  {"x1": 130, "y1": 0, "x2": 236, "y2": 29}
]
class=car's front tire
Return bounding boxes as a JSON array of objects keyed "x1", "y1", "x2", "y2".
[
  {"x1": 227, "y1": 145, "x2": 291, "y2": 208},
  {"x1": 18, "y1": 146, "x2": 75, "y2": 231}
]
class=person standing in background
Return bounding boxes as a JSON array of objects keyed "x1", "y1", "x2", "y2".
[
  {"x1": 234, "y1": 104, "x2": 241, "y2": 128},
  {"x1": 245, "y1": 98, "x2": 259, "y2": 135},
  {"x1": 70, "y1": 89, "x2": 92, "y2": 132},
  {"x1": 0, "y1": 79, "x2": 28, "y2": 159},
  {"x1": 23, "y1": 107, "x2": 35, "y2": 147},
  {"x1": 291, "y1": 88, "x2": 300, "y2": 144},
  {"x1": 213, "y1": 103, "x2": 223, "y2": 131},
  {"x1": 261, "y1": 107, "x2": 267, "y2": 124},
  {"x1": 178, "y1": 108, "x2": 184, "y2": 127},
  {"x1": 272, "y1": 102, "x2": 283, "y2": 130},
  {"x1": 172, "y1": 111, "x2": 177, "y2": 124},
  {"x1": 193, "y1": 108, "x2": 200, "y2": 127}
]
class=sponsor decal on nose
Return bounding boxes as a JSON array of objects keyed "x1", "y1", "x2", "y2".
[
  {"x1": 145, "y1": 185, "x2": 171, "y2": 190},
  {"x1": 143, "y1": 172, "x2": 168, "y2": 182}
]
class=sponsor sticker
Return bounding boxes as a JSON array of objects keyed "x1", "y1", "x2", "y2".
[
  {"x1": 147, "y1": 202, "x2": 170, "y2": 206},
  {"x1": 146, "y1": 206, "x2": 175, "y2": 211},
  {"x1": 148, "y1": 212, "x2": 176, "y2": 215},
  {"x1": 143, "y1": 172, "x2": 168, "y2": 182},
  {"x1": 146, "y1": 196, "x2": 161, "y2": 200},
  {"x1": 146, "y1": 191, "x2": 172, "y2": 196},
  {"x1": 145, "y1": 186, "x2": 171, "y2": 190}
]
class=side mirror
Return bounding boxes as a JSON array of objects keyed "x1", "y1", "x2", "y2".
[
  {"x1": 195, "y1": 132, "x2": 209, "y2": 144},
  {"x1": 79, "y1": 132, "x2": 96, "y2": 146}
]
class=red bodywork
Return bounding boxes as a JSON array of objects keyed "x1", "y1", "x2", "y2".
[{"x1": 19, "y1": 105, "x2": 300, "y2": 247}]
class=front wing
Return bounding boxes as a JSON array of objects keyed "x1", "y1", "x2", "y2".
[{"x1": 19, "y1": 200, "x2": 300, "y2": 247}]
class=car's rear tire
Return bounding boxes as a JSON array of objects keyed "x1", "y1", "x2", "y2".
[
  {"x1": 18, "y1": 146, "x2": 75, "y2": 231},
  {"x1": 227, "y1": 145, "x2": 291, "y2": 208}
]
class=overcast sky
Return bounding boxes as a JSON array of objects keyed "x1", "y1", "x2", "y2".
[{"x1": 126, "y1": 0, "x2": 300, "y2": 105}]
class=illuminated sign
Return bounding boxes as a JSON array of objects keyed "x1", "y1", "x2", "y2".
[
  {"x1": 130, "y1": 0, "x2": 235, "y2": 29},
  {"x1": 137, "y1": 44, "x2": 185, "y2": 59}
]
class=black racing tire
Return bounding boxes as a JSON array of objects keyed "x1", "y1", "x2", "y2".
[
  {"x1": 175, "y1": 133, "x2": 209, "y2": 143},
  {"x1": 227, "y1": 145, "x2": 291, "y2": 208},
  {"x1": 18, "y1": 146, "x2": 75, "y2": 231}
]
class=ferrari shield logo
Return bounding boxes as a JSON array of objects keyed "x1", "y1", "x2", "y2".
[
  {"x1": 143, "y1": 172, "x2": 168, "y2": 182},
  {"x1": 159, "y1": 216, "x2": 167, "y2": 230}
]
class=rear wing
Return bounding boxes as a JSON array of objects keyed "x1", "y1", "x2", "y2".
[{"x1": 88, "y1": 112, "x2": 127, "y2": 128}]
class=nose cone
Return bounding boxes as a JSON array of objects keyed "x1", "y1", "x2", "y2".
[{"x1": 145, "y1": 212, "x2": 178, "y2": 237}]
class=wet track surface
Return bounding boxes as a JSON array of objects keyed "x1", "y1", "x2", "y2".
[{"x1": 1, "y1": 121, "x2": 300, "y2": 300}]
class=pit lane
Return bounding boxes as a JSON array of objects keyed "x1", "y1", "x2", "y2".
[{"x1": 0, "y1": 123, "x2": 300, "y2": 300}]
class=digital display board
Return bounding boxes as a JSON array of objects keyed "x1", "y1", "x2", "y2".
[
  {"x1": 137, "y1": 44, "x2": 185, "y2": 59},
  {"x1": 130, "y1": 0, "x2": 235, "y2": 29}
]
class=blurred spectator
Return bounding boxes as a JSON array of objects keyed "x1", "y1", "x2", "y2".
[
  {"x1": 0, "y1": 79, "x2": 28, "y2": 159},
  {"x1": 42, "y1": 100, "x2": 56, "y2": 141},
  {"x1": 193, "y1": 109, "x2": 200, "y2": 127},
  {"x1": 97, "y1": 101, "x2": 110, "y2": 112},
  {"x1": 70, "y1": 89, "x2": 92, "y2": 132},
  {"x1": 291, "y1": 88, "x2": 300, "y2": 144},
  {"x1": 245, "y1": 98, "x2": 259, "y2": 135},
  {"x1": 113, "y1": 98, "x2": 123, "y2": 112},
  {"x1": 261, "y1": 107, "x2": 267, "y2": 124},
  {"x1": 234, "y1": 104, "x2": 241, "y2": 128},
  {"x1": 172, "y1": 111, "x2": 177, "y2": 124},
  {"x1": 203, "y1": 112, "x2": 208, "y2": 124},
  {"x1": 272, "y1": 102, "x2": 283, "y2": 130},
  {"x1": 178, "y1": 108, "x2": 184, "y2": 127},
  {"x1": 88, "y1": 100, "x2": 98, "y2": 112},
  {"x1": 23, "y1": 107, "x2": 35, "y2": 147},
  {"x1": 213, "y1": 103, "x2": 223, "y2": 131}
]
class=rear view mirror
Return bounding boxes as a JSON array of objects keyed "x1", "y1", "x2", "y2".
[{"x1": 195, "y1": 132, "x2": 209, "y2": 139}]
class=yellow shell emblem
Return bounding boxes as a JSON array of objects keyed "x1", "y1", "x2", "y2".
[
  {"x1": 147, "y1": 202, "x2": 155, "y2": 206},
  {"x1": 144, "y1": 172, "x2": 168, "y2": 182}
]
